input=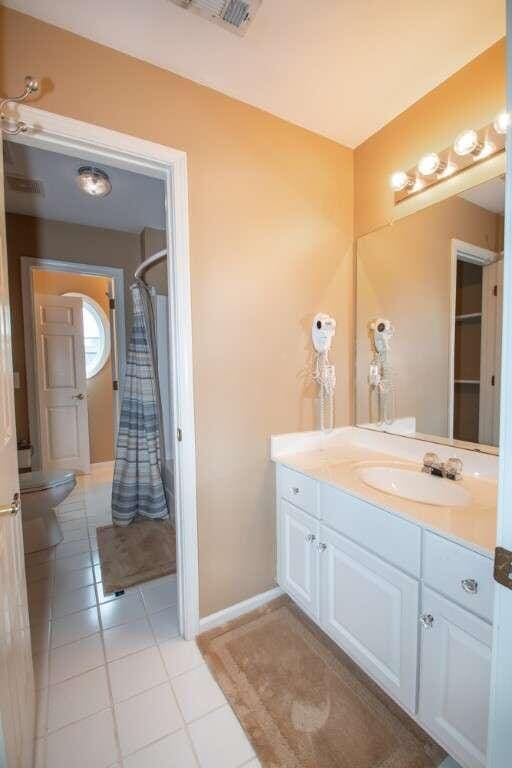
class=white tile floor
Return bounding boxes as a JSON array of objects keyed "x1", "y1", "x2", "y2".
[{"x1": 27, "y1": 464, "x2": 260, "y2": 768}]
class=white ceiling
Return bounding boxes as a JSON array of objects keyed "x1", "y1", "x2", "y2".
[
  {"x1": 459, "y1": 175, "x2": 506, "y2": 214},
  {"x1": 3, "y1": 141, "x2": 166, "y2": 233},
  {"x1": 4, "y1": 0, "x2": 506, "y2": 147}
]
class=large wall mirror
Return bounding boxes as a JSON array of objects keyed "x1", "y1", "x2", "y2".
[{"x1": 355, "y1": 174, "x2": 505, "y2": 452}]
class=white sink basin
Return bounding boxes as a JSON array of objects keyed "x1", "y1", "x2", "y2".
[{"x1": 357, "y1": 466, "x2": 471, "y2": 507}]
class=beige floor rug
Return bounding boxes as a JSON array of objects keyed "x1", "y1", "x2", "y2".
[
  {"x1": 97, "y1": 518, "x2": 176, "y2": 594},
  {"x1": 198, "y1": 596, "x2": 446, "y2": 768}
]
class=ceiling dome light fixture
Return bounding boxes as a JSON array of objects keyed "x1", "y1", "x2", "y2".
[
  {"x1": 453, "y1": 129, "x2": 482, "y2": 157},
  {"x1": 417, "y1": 152, "x2": 446, "y2": 177},
  {"x1": 77, "y1": 166, "x2": 112, "y2": 197},
  {"x1": 493, "y1": 110, "x2": 511, "y2": 134},
  {"x1": 389, "y1": 170, "x2": 415, "y2": 192}
]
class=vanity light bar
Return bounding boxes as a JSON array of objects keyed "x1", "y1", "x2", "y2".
[{"x1": 391, "y1": 110, "x2": 509, "y2": 204}]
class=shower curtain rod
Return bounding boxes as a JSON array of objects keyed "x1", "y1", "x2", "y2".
[{"x1": 134, "y1": 248, "x2": 167, "y2": 280}]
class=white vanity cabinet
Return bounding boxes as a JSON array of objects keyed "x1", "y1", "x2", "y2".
[
  {"x1": 418, "y1": 587, "x2": 492, "y2": 768},
  {"x1": 319, "y1": 524, "x2": 419, "y2": 712},
  {"x1": 275, "y1": 463, "x2": 495, "y2": 768}
]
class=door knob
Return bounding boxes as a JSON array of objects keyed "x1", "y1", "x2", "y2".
[
  {"x1": 420, "y1": 613, "x2": 434, "y2": 629},
  {"x1": 0, "y1": 492, "x2": 20, "y2": 518},
  {"x1": 73, "y1": 393, "x2": 86, "y2": 400},
  {"x1": 461, "y1": 578, "x2": 478, "y2": 594}
]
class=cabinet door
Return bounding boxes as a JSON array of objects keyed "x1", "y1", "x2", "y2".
[
  {"x1": 278, "y1": 500, "x2": 319, "y2": 619},
  {"x1": 419, "y1": 587, "x2": 491, "y2": 768},
  {"x1": 319, "y1": 525, "x2": 419, "y2": 712}
]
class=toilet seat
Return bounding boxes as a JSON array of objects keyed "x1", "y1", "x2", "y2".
[{"x1": 20, "y1": 470, "x2": 76, "y2": 493}]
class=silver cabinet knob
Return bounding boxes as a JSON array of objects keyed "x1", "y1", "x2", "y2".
[
  {"x1": 420, "y1": 613, "x2": 434, "y2": 629},
  {"x1": 290, "y1": 487, "x2": 300, "y2": 495},
  {"x1": 317, "y1": 543, "x2": 327, "y2": 553},
  {"x1": 0, "y1": 492, "x2": 20, "y2": 518},
  {"x1": 305, "y1": 533, "x2": 316, "y2": 543},
  {"x1": 73, "y1": 393, "x2": 86, "y2": 400},
  {"x1": 461, "y1": 578, "x2": 478, "y2": 594}
]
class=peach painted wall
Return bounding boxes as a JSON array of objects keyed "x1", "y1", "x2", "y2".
[
  {"x1": 354, "y1": 39, "x2": 506, "y2": 238},
  {"x1": 0, "y1": 8, "x2": 354, "y2": 616}
]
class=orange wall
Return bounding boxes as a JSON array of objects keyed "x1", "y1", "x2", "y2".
[
  {"x1": 354, "y1": 39, "x2": 506, "y2": 237},
  {"x1": 0, "y1": 8, "x2": 354, "y2": 617}
]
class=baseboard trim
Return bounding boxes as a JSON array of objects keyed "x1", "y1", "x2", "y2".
[
  {"x1": 199, "y1": 586, "x2": 284, "y2": 634},
  {"x1": 90, "y1": 461, "x2": 115, "y2": 469}
]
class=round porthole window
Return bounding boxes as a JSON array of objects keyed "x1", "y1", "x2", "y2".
[{"x1": 63, "y1": 293, "x2": 111, "y2": 378}]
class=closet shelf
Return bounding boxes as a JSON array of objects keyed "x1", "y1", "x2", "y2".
[
  {"x1": 455, "y1": 312, "x2": 482, "y2": 321},
  {"x1": 454, "y1": 379, "x2": 480, "y2": 385}
]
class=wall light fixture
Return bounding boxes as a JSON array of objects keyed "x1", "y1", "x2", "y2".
[{"x1": 391, "y1": 110, "x2": 509, "y2": 204}]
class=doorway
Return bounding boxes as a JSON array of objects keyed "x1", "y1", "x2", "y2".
[
  {"x1": 6, "y1": 103, "x2": 199, "y2": 640},
  {"x1": 20, "y1": 259, "x2": 126, "y2": 473},
  {"x1": 448, "y1": 238, "x2": 503, "y2": 447}
]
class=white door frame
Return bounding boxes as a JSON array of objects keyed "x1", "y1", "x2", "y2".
[
  {"x1": 447, "y1": 238, "x2": 496, "y2": 440},
  {"x1": 487, "y1": 0, "x2": 512, "y2": 759},
  {"x1": 21, "y1": 257, "x2": 126, "y2": 471},
  {"x1": 10, "y1": 104, "x2": 199, "y2": 639}
]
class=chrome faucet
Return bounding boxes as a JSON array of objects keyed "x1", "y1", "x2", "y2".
[{"x1": 422, "y1": 452, "x2": 463, "y2": 481}]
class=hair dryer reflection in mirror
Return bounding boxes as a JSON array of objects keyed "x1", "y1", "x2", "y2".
[
  {"x1": 368, "y1": 318, "x2": 395, "y2": 426},
  {"x1": 312, "y1": 313, "x2": 336, "y2": 432}
]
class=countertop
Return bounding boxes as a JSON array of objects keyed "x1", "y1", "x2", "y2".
[{"x1": 273, "y1": 442, "x2": 497, "y2": 559}]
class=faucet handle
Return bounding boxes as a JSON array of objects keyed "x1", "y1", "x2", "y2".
[
  {"x1": 445, "y1": 457, "x2": 463, "y2": 480},
  {"x1": 423, "y1": 452, "x2": 439, "y2": 468}
]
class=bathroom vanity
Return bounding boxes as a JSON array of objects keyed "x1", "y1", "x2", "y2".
[{"x1": 272, "y1": 427, "x2": 497, "y2": 768}]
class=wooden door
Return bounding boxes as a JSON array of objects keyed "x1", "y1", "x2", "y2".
[
  {"x1": 0, "y1": 137, "x2": 35, "y2": 767},
  {"x1": 319, "y1": 524, "x2": 419, "y2": 713},
  {"x1": 419, "y1": 586, "x2": 491, "y2": 768},
  {"x1": 33, "y1": 293, "x2": 90, "y2": 473}
]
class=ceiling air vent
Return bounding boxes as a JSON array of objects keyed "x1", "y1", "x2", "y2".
[
  {"x1": 169, "y1": 0, "x2": 261, "y2": 36},
  {"x1": 6, "y1": 175, "x2": 45, "y2": 196}
]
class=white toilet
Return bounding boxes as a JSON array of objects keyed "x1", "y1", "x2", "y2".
[{"x1": 19, "y1": 470, "x2": 77, "y2": 554}]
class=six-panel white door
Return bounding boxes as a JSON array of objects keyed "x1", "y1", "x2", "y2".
[
  {"x1": 419, "y1": 586, "x2": 492, "y2": 768},
  {"x1": 279, "y1": 500, "x2": 319, "y2": 619},
  {"x1": 319, "y1": 524, "x2": 419, "y2": 713},
  {"x1": 0, "y1": 137, "x2": 35, "y2": 767},
  {"x1": 34, "y1": 292, "x2": 91, "y2": 473}
]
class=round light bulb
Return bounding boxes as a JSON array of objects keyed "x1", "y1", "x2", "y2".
[
  {"x1": 454, "y1": 129, "x2": 480, "y2": 157},
  {"x1": 493, "y1": 110, "x2": 511, "y2": 134},
  {"x1": 390, "y1": 170, "x2": 411, "y2": 192},
  {"x1": 418, "y1": 152, "x2": 444, "y2": 177}
]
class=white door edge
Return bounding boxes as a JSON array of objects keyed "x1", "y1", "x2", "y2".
[{"x1": 487, "y1": 2, "x2": 512, "y2": 764}]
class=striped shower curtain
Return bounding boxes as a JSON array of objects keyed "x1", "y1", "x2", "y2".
[{"x1": 111, "y1": 279, "x2": 168, "y2": 526}]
